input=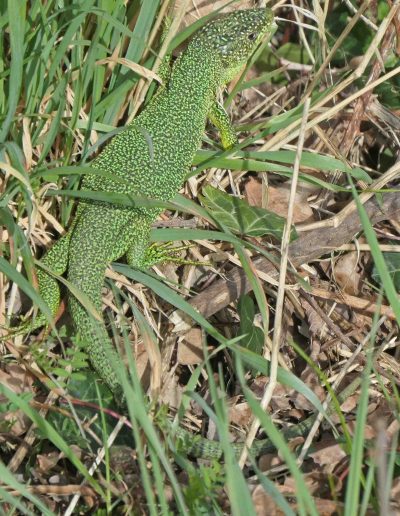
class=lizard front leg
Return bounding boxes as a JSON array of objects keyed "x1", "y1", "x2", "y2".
[
  {"x1": 208, "y1": 99, "x2": 239, "y2": 150},
  {"x1": 124, "y1": 215, "x2": 154, "y2": 270},
  {"x1": 125, "y1": 213, "x2": 194, "y2": 269}
]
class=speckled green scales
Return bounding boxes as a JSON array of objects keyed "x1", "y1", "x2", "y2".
[{"x1": 14, "y1": 9, "x2": 275, "y2": 396}]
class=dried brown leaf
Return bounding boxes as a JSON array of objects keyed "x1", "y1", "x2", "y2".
[
  {"x1": 258, "y1": 453, "x2": 283, "y2": 472},
  {"x1": 228, "y1": 402, "x2": 252, "y2": 427},
  {"x1": 36, "y1": 451, "x2": 63, "y2": 472},
  {"x1": 267, "y1": 185, "x2": 314, "y2": 224},
  {"x1": 299, "y1": 296, "x2": 330, "y2": 349},
  {"x1": 244, "y1": 177, "x2": 263, "y2": 207},
  {"x1": 333, "y1": 251, "x2": 362, "y2": 295},
  {"x1": 178, "y1": 328, "x2": 204, "y2": 365},
  {"x1": 160, "y1": 373, "x2": 183, "y2": 410},
  {"x1": 0, "y1": 365, "x2": 35, "y2": 439},
  {"x1": 293, "y1": 367, "x2": 325, "y2": 411},
  {"x1": 309, "y1": 439, "x2": 347, "y2": 472},
  {"x1": 252, "y1": 484, "x2": 281, "y2": 516}
]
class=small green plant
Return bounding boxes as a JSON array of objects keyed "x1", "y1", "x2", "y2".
[{"x1": 184, "y1": 461, "x2": 226, "y2": 515}]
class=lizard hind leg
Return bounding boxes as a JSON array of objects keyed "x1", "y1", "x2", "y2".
[
  {"x1": 31, "y1": 206, "x2": 85, "y2": 332},
  {"x1": 127, "y1": 241, "x2": 202, "y2": 269},
  {"x1": 208, "y1": 100, "x2": 239, "y2": 150},
  {"x1": 1, "y1": 230, "x2": 73, "y2": 340},
  {"x1": 124, "y1": 215, "x2": 156, "y2": 269}
]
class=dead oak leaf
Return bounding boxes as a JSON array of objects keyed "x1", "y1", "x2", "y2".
[{"x1": 309, "y1": 440, "x2": 347, "y2": 473}]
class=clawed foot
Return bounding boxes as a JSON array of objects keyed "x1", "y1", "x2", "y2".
[{"x1": 141, "y1": 242, "x2": 210, "y2": 268}]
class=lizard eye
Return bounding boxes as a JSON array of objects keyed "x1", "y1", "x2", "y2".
[{"x1": 248, "y1": 33, "x2": 257, "y2": 41}]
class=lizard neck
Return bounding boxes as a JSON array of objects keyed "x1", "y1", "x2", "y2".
[
  {"x1": 167, "y1": 45, "x2": 222, "y2": 105},
  {"x1": 121, "y1": 46, "x2": 225, "y2": 202}
]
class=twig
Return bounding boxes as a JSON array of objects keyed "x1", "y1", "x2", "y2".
[
  {"x1": 296, "y1": 159, "x2": 400, "y2": 232},
  {"x1": 342, "y1": 0, "x2": 378, "y2": 31},
  {"x1": 6, "y1": 484, "x2": 96, "y2": 497},
  {"x1": 310, "y1": 285, "x2": 396, "y2": 320}
]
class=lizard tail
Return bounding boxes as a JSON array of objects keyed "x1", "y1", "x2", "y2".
[{"x1": 67, "y1": 205, "x2": 131, "y2": 397}]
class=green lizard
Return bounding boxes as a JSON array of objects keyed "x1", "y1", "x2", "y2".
[
  {"x1": 5, "y1": 8, "x2": 275, "y2": 396},
  {"x1": 3, "y1": 8, "x2": 363, "y2": 462}
]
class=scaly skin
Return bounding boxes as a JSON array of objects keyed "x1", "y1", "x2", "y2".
[{"x1": 6, "y1": 9, "x2": 276, "y2": 420}]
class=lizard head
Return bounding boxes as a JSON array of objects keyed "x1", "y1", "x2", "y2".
[{"x1": 193, "y1": 8, "x2": 276, "y2": 84}]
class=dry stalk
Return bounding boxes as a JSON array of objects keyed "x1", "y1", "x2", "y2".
[
  {"x1": 341, "y1": 2, "x2": 400, "y2": 157},
  {"x1": 238, "y1": 98, "x2": 311, "y2": 469}
]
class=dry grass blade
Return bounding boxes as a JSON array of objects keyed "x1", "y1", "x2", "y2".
[
  {"x1": 96, "y1": 58, "x2": 162, "y2": 83},
  {"x1": 64, "y1": 417, "x2": 127, "y2": 516}
]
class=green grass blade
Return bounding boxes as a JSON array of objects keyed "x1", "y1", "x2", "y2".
[
  {"x1": 189, "y1": 371, "x2": 255, "y2": 515},
  {"x1": 0, "y1": 0, "x2": 26, "y2": 142},
  {"x1": 349, "y1": 178, "x2": 400, "y2": 324},
  {"x1": 250, "y1": 459, "x2": 296, "y2": 516},
  {"x1": 343, "y1": 348, "x2": 372, "y2": 516}
]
